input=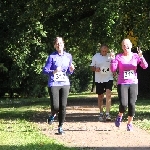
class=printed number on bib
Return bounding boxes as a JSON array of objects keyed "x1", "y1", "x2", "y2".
[
  {"x1": 54, "y1": 72, "x2": 67, "y2": 81},
  {"x1": 101, "y1": 67, "x2": 110, "y2": 74},
  {"x1": 124, "y1": 70, "x2": 134, "y2": 79}
]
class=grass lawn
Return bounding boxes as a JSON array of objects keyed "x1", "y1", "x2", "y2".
[
  {"x1": 0, "y1": 98, "x2": 76, "y2": 150},
  {"x1": 0, "y1": 92, "x2": 150, "y2": 150}
]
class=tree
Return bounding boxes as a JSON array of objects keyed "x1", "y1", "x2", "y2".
[{"x1": 0, "y1": 0, "x2": 150, "y2": 97}]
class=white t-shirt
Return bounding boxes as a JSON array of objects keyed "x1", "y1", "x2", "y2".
[{"x1": 90, "y1": 53, "x2": 113, "y2": 83}]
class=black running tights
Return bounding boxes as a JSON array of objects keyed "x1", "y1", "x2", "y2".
[
  {"x1": 117, "y1": 84, "x2": 138, "y2": 116},
  {"x1": 48, "y1": 85, "x2": 70, "y2": 127}
]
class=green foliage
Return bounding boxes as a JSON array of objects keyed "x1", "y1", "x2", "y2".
[
  {"x1": 0, "y1": 0, "x2": 150, "y2": 97},
  {"x1": 0, "y1": 63, "x2": 8, "y2": 72}
]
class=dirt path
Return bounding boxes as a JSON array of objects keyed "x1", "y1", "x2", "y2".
[{"x1": 35, "y1": 97, "x2": 150, "y2": 150}]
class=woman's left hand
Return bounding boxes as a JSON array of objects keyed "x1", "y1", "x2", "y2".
[
  {"x1": 137, "y1": 47, "x2": 143, "y2": 57},
  {"x1": 69, "y1": 64, "x2": 75, "y2": 72},
  {"x1": 110, "y1": 49, "x2": 115, "y2": 59}
]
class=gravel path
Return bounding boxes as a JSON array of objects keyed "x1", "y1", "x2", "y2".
[{"x1": 36, "y1": 106, "x2": 150, "y2": 150}]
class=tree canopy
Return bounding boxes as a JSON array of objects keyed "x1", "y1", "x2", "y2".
[{"x1": 0, "y1": 0, "x2": 150, "y2": 97}]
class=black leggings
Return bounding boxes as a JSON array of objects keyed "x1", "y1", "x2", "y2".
[
  {"x1": 48, "y1": 85, "x2": 70, "y2": 127},
  {"x1": 117, "y1": 84, "x2": 138, "y2": 116}
]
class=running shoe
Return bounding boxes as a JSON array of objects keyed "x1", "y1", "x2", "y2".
[
  {"x1": 127, "y1": 124, "x2": 133, "y2": 131},
  {"x1": 105, "y1": 114, "x2": 111, "y2": 121},
  {"x1": 99, "y1": 114, "x2": 104, "y2": 122},
  {"x1": 58, "y1": 126, "x2": 64, "y2": 135},
  {"x1": 115, "y1": 115, "x2": 122, "y2": 127},
  {"x1": 47, "y1": 115, "x2": 55, "y2": 125}
]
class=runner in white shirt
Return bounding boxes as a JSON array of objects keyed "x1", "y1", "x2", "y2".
[{"x1": 90, "y1": 44, "x2": 114, "y2": 121}]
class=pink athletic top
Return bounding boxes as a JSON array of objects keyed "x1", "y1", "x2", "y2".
[{"x1": 110, "y1": 53, "x2": 148, "y2": 84}]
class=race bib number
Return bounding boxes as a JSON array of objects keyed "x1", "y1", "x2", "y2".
[
  {"x1": 124, "y1": 70, "x2": 134, "y2": 79},
  {"x1": 54, "y1": 72, "x2": 67, "y2": 81},
  {"x1": 101, "y1": 67, "x2": 110, "y2": 74}
]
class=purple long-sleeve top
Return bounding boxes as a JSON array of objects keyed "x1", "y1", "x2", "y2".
[
  {"x1": 110, "y1": 53, "x2": 148, "y2": 84},
  {"x1": 42, "y1": 51, "x2": 73, "y2": 87}
]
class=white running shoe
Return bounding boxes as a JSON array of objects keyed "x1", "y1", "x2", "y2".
[
  {"x1": 105, "y1": 114, "x2": 111, "y2": 121},
  {"x1": 99, "y1": 114, "x2": 104, "y2": 121}
]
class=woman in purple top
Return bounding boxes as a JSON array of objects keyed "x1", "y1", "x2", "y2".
[
  {"x1": 110, "y1": 38, "x2": 148, "y2": 131},
  {"x1": 42, "y1": 37, "x2": 75, "y2": 134}
]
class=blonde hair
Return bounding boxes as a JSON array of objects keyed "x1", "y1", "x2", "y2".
[{"x1": 122, "y1": 38, "x2": 132, "y2": 48}]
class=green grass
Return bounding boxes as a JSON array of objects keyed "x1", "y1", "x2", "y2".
[
  {"x1": 0, "y1": 93, "x2": 150, "y2": 149},
  {"x1": 0, "y1": 98, "x2": 75, "y2": 150},
  {"x1": 133, "y1": 100, "x2": 150, "y2": 131},
  {"x1": 0, "y1": 119, "x2": 64, "y2": 150}
]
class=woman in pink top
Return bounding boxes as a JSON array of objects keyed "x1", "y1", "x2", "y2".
[{"x1": 110, "y1": 39, "x2": 148, "y2": 131}]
